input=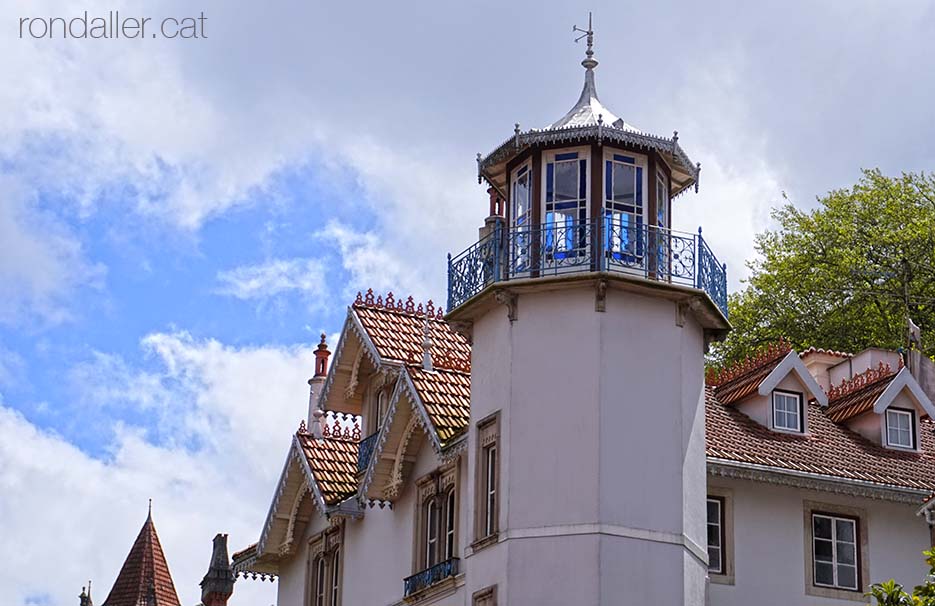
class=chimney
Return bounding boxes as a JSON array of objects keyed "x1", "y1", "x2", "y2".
[
  {"x1": 200, "y1": 534, "x2": 235, "y2": 606},
  {"x1": 79, "y1": 582, "x2": 93, "y2": 606},
  {"x1": 479, "y1": 187, "x2": 505, "y2": 241},
  {"x1": 307, "y1": 333, "x2": 331, "y2": 426}
]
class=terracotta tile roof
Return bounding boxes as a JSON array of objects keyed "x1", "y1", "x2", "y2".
[
  {"x1": 408, "y1": 366, "x2": 471, "y2": 444},
  {"x1": 825, "y1": 363, "x2": 898, "y2": 422},
  {"x1": 706, "y1": 387, "x2": 935, "y2": 491},
  {"x1": 706, "y1": 341, "x2": 792, "y2": 405},
  {"x1": 231, "y1": 543, "x2": 257, "y2": 563},
  {"x1": 296, "y1": 430, "x2": 359, "y2": 505},
  {"x1": 353, "y1": 290, "x2": 471, "y2": 371},
  {"x1": 102, "y1": 513, "x2": 181, "y2": 606}
]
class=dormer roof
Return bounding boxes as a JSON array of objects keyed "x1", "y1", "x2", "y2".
[
  {"x1": 706, "y1": 341, "x2": 793, "y2": 404},
  {"x1": 826, "y1": 363, "x2": 900, "y2": 422}
]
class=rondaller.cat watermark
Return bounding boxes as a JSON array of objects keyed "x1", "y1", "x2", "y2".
[{"x1": 18, "y1": 11, "x2": 207, "y2": 39}]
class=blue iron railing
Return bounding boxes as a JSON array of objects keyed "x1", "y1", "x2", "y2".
[
  {"x1": 447, "y1": 220, "x2": 728, "y2": 318},
  {"x1": 357, "y1": 432, "x2": 379, "y2": 473},
  {"x1": 404, "y1": 558, "x2": 460, "y2": 596}
]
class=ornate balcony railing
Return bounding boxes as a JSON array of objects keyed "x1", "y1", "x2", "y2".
[
  {"x1": 403, "y1": 557, "x2": 460, "y2": 596},
  {"x1": 357, "y1": 431, "x2": 379, "y2": 472},
  {"x1": 447, "y1": 219, "x2": 728, "y2": 318}
]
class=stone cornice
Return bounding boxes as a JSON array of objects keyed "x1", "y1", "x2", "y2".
[{"x1": 707, "y1": 458, "x2": 929, "y2": 504}]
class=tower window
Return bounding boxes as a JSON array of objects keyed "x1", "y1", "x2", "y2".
[
  {"x1": 604, "y1": 153, "x2": 644, "y2": 264},
  {"x1": 544, "y1": 150, "x2": 588, "y2": 263}
]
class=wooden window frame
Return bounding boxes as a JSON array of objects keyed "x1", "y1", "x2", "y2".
[
  {"x1": 473, "y1": 412, "x2": 501, "y2": 551},
  {"x1": 306, "y1": 523, "x2": 344, "y2": 606},
  {"x1": 414, "y1": 460, "x2": 460, "y2": 573}
]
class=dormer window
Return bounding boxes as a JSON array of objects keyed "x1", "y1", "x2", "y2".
[
  {"x1": 885, "y1": 408, "x2": 915, "y2": 449},
  {"x1": 773, "y1": 391, "x2": 803, "y2": 433}
]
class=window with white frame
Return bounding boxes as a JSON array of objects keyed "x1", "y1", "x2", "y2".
[
  {"x1": 330, "y1": 550, "x2": 341, "y2": 606},
  {"x1": 655, "y1": 170, "x2": 668, "y2": 229},
  {"x1": 313, "y1": 557, "x2": 326, "y2": 606},
  {"x1": 425, "y1": 500, "x2": 440, "y2": 567},
  {"x1": 812, "y1": 514, "x2": 859, "y2": 591},
  {"x1": 773, "y1": 391, "x2": 803, "y2": 432},
  {"x1": 886, "y1": 408, "x2": 915, "y2": 449},
  {"x1": 706, "y1": 497, "x2": 725, "y2": 574},
  {"x1": 445, "y1": 488, "x2": 456, "y2": 560}
]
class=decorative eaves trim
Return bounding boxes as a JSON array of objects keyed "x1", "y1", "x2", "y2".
[
  {"x1": 707, "y1": 458, "x2": 930, "y2": 504},
  {"x1": 358, "y1": 374, "x2": 406, "y2": 500},
  {"x1": 479, "y1": 125, "x2": 698, "y2": 195},
  {"x1": 873, "y1": 367, "x2": 935, "y2": 419},
  {"x1": 257, "y1": 444, "x2": 300, "y2": 556},
  {"x1": 758, "y1": 351, "x2": 829, "y2": 407}
]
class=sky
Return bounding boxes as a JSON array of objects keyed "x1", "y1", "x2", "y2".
[{"x1": 2, "y1": 1, "x2": 935, "y2": 605}]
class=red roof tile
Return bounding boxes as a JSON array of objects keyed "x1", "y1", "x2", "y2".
[
  {"x1": 825, "y1": 363, "x2": 898, "y2": 422},
  {"x1": 353, "y1": 290, "x2": 470, "y2": 371},
  {"x1": 408, "y1": 366, "x2": 471, "y2": 444},
  {"x1": 102, "y1": 513, "x2": 181, "y2": 606},
  {"x1": 296, "y1": 431, "x2": 359, "y2": 505},
  {"x1": 707, "y1": 341, "x2": 792, "y2": 405},
  {"x1": 706, "y1": 387, "x2": 935, "y2": 491}
]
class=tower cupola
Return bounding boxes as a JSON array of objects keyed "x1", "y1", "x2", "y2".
[{"x1": 448, "y1": 15, "x2": 728, "y2": 336}]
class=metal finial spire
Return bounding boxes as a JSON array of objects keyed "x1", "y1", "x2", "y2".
[{"x1": 573, "y1": 12, "x2": 597, "y2": 70}]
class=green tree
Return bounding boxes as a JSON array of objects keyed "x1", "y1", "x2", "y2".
[
  {"x1": 711, "y1": 169, "x2": 935, "y2": 366},
  {"x1": 867, "y1": 549, "x2": 935, "y2": 605}
]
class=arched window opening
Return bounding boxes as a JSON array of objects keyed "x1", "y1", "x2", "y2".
[
  {"x1": 426, "y1": 500, "x2": 440, "y2": 567},
  {"x1": 330, "y1": 549, "x2": 341, "y2": 606},
  {"x1": 445, "y1": 488, "x2": 456, "y2": 559}
]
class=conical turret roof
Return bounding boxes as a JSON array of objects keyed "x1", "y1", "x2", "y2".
[{"x1": 102, "y1": 510, "x2": 181, "y2": 606}]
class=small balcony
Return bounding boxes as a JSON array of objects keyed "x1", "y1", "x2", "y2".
[
  {"x1": 357, "y1": 431, "x2": 379, "y2": 472},
  {"x1": 447, "y1": 219, "x2": 728, "y2": 318},
  {"x1": 403, "y1": 557, "x2": 460, "y2": 597}
]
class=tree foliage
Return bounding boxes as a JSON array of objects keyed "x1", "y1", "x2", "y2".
[
  {"x1": 711, "y1": 169, "x2": 935, "y2": 366},
  {"x1": 867, "y1": 549, "x2": 935, "y2": 605}
]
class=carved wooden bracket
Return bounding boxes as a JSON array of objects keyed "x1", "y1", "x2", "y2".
[
  {"x1": 595, "y1": 279, "x2": 608, "y2": 312},
  {"x1": 495, "y1": 289, "x2": 518, "y2": 322},
  {"x1": 449, "y1": 321, "x2": 474, "y2": 345}
]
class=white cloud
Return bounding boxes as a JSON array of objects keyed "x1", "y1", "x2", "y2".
[
  {"x1": 216, "y1": 258, "x2": 328, "y2": 308},
  {"x1": 0, "y1": 180, "x2": 105, "y2": 326},
  {"x1": 0, "y1": 332, "x2": 316, "y2": 606}
]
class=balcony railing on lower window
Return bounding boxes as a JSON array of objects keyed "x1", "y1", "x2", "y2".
[
  {"x1": 447, "y1": 219, "x2": 728, "y2": 318},
  {"x1": 403, "y1": 557, "x2": 460, "y2": 596},
  {"x1": 357, "y1": 431, "x2": 379, "y2": 472}
]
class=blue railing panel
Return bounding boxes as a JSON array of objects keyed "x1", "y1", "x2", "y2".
[
  {"x1": 404, "y1": 558, "x2": 460, "y2": 596},
  {"x1": 447, "y1": 220, "x2": 728, "y2": 319},
  {"x1": 357, "y1": 432, "x2": 379, "y2": 472}
]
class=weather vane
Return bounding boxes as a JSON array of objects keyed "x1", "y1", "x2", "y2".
[{"x1": 573, "y1": 12, "x2": 594, "y2": 57}]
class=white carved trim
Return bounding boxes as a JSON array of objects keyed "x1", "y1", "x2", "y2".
[
  {"x1": 874, "y1": 367, "x2": 935, "y2": 418},
  {"x1": 758, "y1": 351, "x2": 828, "y2": 407}
]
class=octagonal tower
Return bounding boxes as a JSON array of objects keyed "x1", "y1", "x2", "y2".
[{"x1": 447, "y1": 20, "x2": 730, "y2": 606}]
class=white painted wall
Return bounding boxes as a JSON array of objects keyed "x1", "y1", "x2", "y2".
[
  {"x1": 466, "y1": 284, "x2": 708, "y2": 605},
  {"x1": 708, "y1": 477, "x2": 929, "y2": 606}
]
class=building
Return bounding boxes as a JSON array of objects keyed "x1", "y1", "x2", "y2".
[
  {"x1": 80, "y1": 508, "x2": 234, "y2": 606},
  {"x1": 232, "y1": 22, "x2": 935, "y2": 606}
]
